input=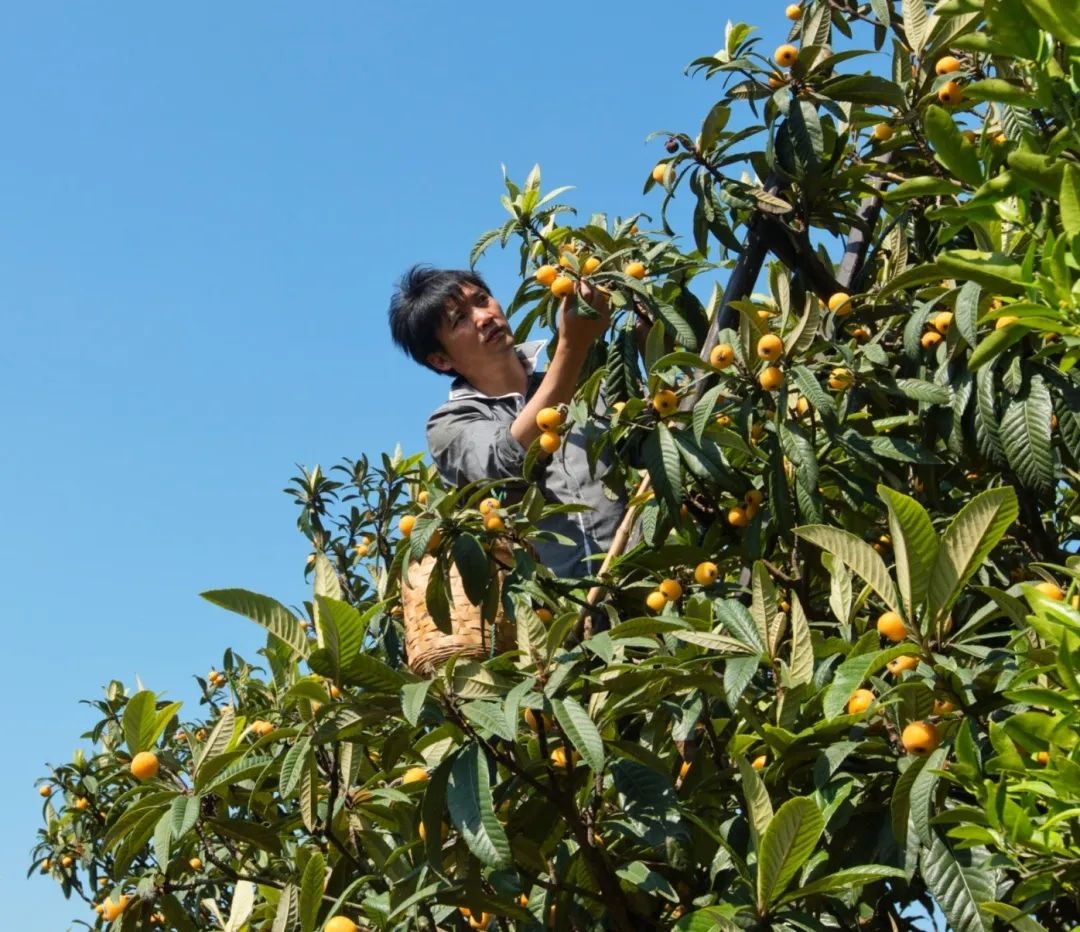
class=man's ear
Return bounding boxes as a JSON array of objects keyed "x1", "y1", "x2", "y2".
[{"x1": 426, "y1": 350, "x2": 454, "y2": 373}]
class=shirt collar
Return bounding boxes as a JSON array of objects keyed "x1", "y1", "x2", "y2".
[{"x1": 447, "y1": 340, "x2": 547, "y2": 401}]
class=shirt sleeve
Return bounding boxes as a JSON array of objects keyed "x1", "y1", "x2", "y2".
[{"x1": 427, "y1": 400, "x2": 527, "y2": 486}]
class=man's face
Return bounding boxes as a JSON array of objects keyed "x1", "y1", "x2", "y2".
[{"x1": 426, "y1": 283, "x2": 515, "y2": 377}]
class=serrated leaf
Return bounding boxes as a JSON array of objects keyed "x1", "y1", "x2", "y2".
[
  {"x1": 122, "y1": 690, "x2": 160, "y2": 756},
  {"x1": 401, "y1": 680, "x2": 433, "y2": 727},
  {"x1": 452, "y1": 532, "x2": 490, "y2": 606},
  {"x1": 447, "y1": 743, "x2": 511, "y2": 868},
  {"x1": 461, "y1": 700, "x2": 516, "y2": 742},
  {"x1": 298, "y1": 851, "x2": 325, "y2": 932},
  {"x1": 902, "y1": 0, "x2": 930, "y2": 55},
  {"x1": 779, "y1": 865, "x2": 906, "y2": 905},
  {"x1": 201, "y1": 589, "x2": 310, "y2": 657},
  {"x1": 280, "y1": 736, "x2": 312, "y2": 798},
  {"x1": 670, "y1": 629, "x2": 756, "y2": 654},
  {"x1": 195, "y1": 705, "x2": 237, "y2": 778},
  {"x1": 314, "y1": 596, "x2": 368, "y2": 682},
  {"x1": 921, "y1": 833, "x2": 994, "y2": 932},
  {"x1": 551, "y1": 697, "x2": 605, "y2": 773},
  {"x1": 756, "y1": 797, "x2": 825, "y2": 910},
  {"x1": 1000, "y1": 375, "x2": 1054, "y2": 493},
  {"x1": 737, "y1": 756, "x2": 773, "y2": 851},
  {"x1": 927, "y1": 487, "x2": 1019, "y2": 625},
  {"x1": 795, "y1": 525, "x2": 900, "y2": 614},
  {"x1": 1061, "y1": 163, "x2": 1080, "y2": 236},
  {"x1": 879, "y1": 486, "x2": 937, "y2": 621},
  {"x1": 822, "y1": 644, "x2": 892, "y2": 718},
  {"x1": 788, "y1": 594, "x2": 813, "y2": 687},
  {"x1": 271, "y1": 885, "x2": 299, "y2": 932},
  {"x1": 910, "y1": 747, "x2": 949, "y2": 846},
  {"x1": 644, "y1": 423, "x2": 684, "y2": 513}
]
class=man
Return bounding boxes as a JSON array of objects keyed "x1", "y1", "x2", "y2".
[{"x1": 388, "y1": 265, "x2": 624, "y2": 578}]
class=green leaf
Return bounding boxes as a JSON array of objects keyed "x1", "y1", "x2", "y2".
[
  {"x1": 334, "y1": 652, "x2": 408, "y2": 694},
  {"x1": 884, "y1": 176, "x2": 964, "y2": 201},
  {"x1": 452, "y1": 533, "x2": 490, "y2": 606},
  {"x1": 299, "y1": 850, "x2": 325, "y2": 932},
  {"x1": 902, "y1": 0, "x2": 930, "y2": 55},
  {"x1": 980, "y1": 903, "x2": 1049, "y2": 932},
  {"x1": 202, "y1": 589, "x2": 310, "y2": 657},
  {"x1": 271, "y1": 885, "x2": 299, "y2": 932},
  {"x1": 737, "y1": 756, "x2": 773, "y2": 851},
  {"x1": 1061, "y1": 163, "x2": 1080, "y2": 236},
  {"x1": 643, "y1": 423, "x2": 684, "y2": 513},
  {"x1": 787, "y1": 594, "x2": 813, "y2": 687},
  {"x1": 401, "y1": 680, "x2": 433, "y2": 727},
  {"x1": 820, "y1": 74, "x2": 906, "y2": 107},
  {"x1": 314, "y1": 596, "x2": 368, "y2": 682},
  {"x1": 923, "y1": 106, "x2": 983, "y2": 186},
  {"x1": 778, "y1": 865, "x2": 906, "y2": 905},
  {"x1": 280, "y1": 735, "x2": 312, "y2": 798},
  {"x1": 122, "y1": 690, "x2": 159, "y2": 756},
  {"x1": 461, "y1": 700, "x2": 516, "y2": 742},
  {"x1": 751, "y1": 561, "x2": 779, "y2": 659},
  {"x1": 879, "y1": 486, "x2": 937, "y2": 621},
  {"x1": 910, "y1": 747, "x2": 949, "y2": 846},
  {"x1": 822, "y1": 641, "x2": 893, "y2": 718},
  {"x1": 936, "y1": 250, "x2": 1029, "y2": 292},
  {"x1": 921, "y1": 833, "x2": 994, "y2": 932},
  {"x1": 962, "y1": 78, "x2": 1036, "y2": 107},
  {"x1": 152, "y1": 809, "x2": 172, "y2": 867},
  {"x1": 195, "y1": 705, "x2": 237, "y2": 779},
  {"x1": 446, "y1": 743, "x2": 512, "y2": 869},
  {"x1": 551, "y1": 697, "x2": 606, "y2": 773},
  {"x1": 795, "y1": 525, "x2": 901, "y2": 614},
  {"x1": 671, "y1": 629, "x2": 757, "y2": 653},
  {"x1": 1000, "y1": 374, "x2": 1054, "y2": 493},
  {"x1": 968, "y1": 323, "x2": 1029, "y2": 370},
  {"x1": 756, "y1": 797, "x2": 825, "y2": 911},
  {"x1": 927, "y1": 487, "x2": 1019, "y2": 626}
]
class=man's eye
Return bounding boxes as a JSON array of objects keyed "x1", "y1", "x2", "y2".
[{"x1": 474, "y1": 293, "x2": 489, "y2": 306}]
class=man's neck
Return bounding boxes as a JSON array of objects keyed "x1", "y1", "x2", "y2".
[{"x1": 461, "y1": 354, "x2": 529, "y2": 398}]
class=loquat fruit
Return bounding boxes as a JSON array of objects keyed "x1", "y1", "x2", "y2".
[
  {"x1": 538, "y1": 430, "x2": 561, "y2": 454},
  {"x1": 921, "y1": 331, "x2": 943, "y2": 349},
  {"x1": 728, "y1": 506, "x2": 749, "y2": 528},
  {"x1": 1033, "y1": 581, "x2": 1065, "y2": 601},
  {"x1": 759, "y1": 366, "x2": 785, "y2": 391},
  {"x1": 876, "y1": 611, "x2": 907, "y2": 642},
  {"x1": 774, "y1": 44, "x2": 798, "y2": 67},
  {"x1": 399, "y1": 514, "x2": 416, "y2": 537},
  {"x1": 645, "y1": 590, "x2": 668, "y2": 613},
  {"x1": 847, "y1": 689, "x2": 875, "y2": 715},
  {"x1": 935, "y1": 55, "x2": 961, "y2": 75},
  {"x1": 483, "y1": 513, "x2": 506, "y2": 533},
  {"x1": 751, "y1": 754, "x2": 768, "y2": 770},
  {"x1": 478, "y1": 497, "x2": 500, "y2": 515},
  {"x1": 652, "y1": 389, "x2": 678, "y2": 416},
  {"x1": 658, "y1": 578, "x2": 683, "y2": 602},
  {"x1": 710, "y1": 343, "x2": 735, "y2": 369},
  {"x1": 536, "y1": 406, "x2": 565, "y2": 431},
  {"x1": 785, "y1": 4, "x2": 802, "y2": 20},
  {"x1": 901, "y1": 720, "x2": 940, "y2": 756},
  {"x1": 827, "y1": 292, "x2": 852, "y2": 315},
  {"x1": 582, "y1": 256, "x2": 601, "y2": 275},
  {"x1": 937, "y1": 80, "x2": 963, "y2": 106},
  {"x1": 757, "y1": 333, "x2": 784, "y2": 361},
  {"x1": 694, "y1": 561, "x2": 718, "y2": 585},
  {"x1": 130, "y1": 751, "x2": 160, "y2": 782},
  {"x1": 624, "y1": 260, "x2": 647, "y2": 279},
  {"x1": 887, "y1": 655, "x2": 919, "y2": 676},
  {"x1": 402, "y1": 767, "x2": 429, "y2": 785},
  {"x1": 871, "y1": 123, "x2": 894, "y2": 142},
  {"x1": 550, "y1": 275, "x2": 575, "y2": 298},
  {"x1": 325, "y1": 917, "x2": 360, "y2": 932}
]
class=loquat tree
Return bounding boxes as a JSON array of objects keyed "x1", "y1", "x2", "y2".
[{"x1": 34, "y1": 1, "x2": 1080, "y2": 930}]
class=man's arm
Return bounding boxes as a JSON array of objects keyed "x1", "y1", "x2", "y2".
[{"x1": 509, "y1": 282, "x2": 610, "y2": 448}]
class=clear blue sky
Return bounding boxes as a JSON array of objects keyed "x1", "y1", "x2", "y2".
[{"x1": 2, "y1": 4, "x2": 806, "y2": 928}]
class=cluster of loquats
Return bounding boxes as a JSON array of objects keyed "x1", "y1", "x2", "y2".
[{"x1": 535, "y1": 404, "x2": 567, "y2": 457}]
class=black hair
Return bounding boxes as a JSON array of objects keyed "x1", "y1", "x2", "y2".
[{"x1": 388, "y1": 265, "x2": 491, "y2": 376}]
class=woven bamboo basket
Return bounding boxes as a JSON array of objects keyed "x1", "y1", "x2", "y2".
[{"x1": 402, "y1": 546, "x2": 516, "y2": 675}]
